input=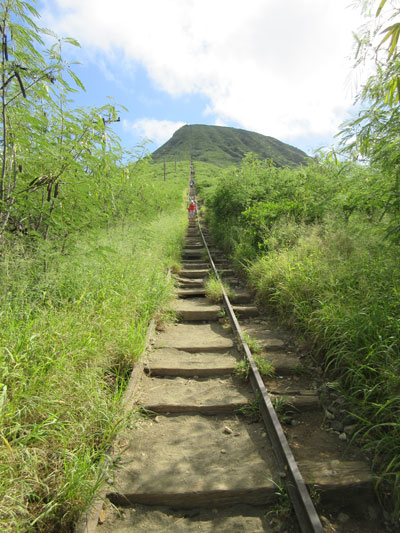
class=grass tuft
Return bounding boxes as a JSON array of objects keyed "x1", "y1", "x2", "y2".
[
  {"x1": 235, "y1": 356, "x2": 275, "y2": 381},
  {"x1": 204, "y1": 274, "x2": 235, "y2": 302}
]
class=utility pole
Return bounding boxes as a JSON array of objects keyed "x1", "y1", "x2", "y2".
[
  {"x1": 163, "y1": 157, "x2": 166, "y2": 181},
  {"x1": 189, "y1": 125, "x2": 193, "y2": 163}
]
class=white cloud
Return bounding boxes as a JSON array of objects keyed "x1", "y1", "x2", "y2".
[
  {"x1": 123, "y1": 118, "x2": 186, "y2": 145},
  {"x1": 40, "y1": 0, "x2": 367, "y2": 144}
]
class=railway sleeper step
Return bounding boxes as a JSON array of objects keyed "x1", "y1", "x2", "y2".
[
  {"x1": 106, "y1": 414, "x2": 279, "y2": 508},
  {"x1": 138, "y1": 375, "x2": 253, "y2": 415},
  {"x1": 182, "y1": 254, "x2": 204, "y2": 262},
  {"x1": 300, "y1": 459, "x2": 373, "y2": 500},
  {"x1": 259, "y1": 351, "x2": 306, "y2": 375},
  {"x1": 177, "y1": 277, "x2": 204, "y2": 288},
  {"x1": 183, "y1": 247, "x2": 203, "y2": 253},
  {"x1": 221, "y1": 289, "x2": 255, "y2": 304},
  {"x1": 179, "y1": 268, "x2": 209, "y2": 278},
  {"x1": 97, "y1": 503, "x2": 271, "y2": 533},
  {"x1": 177, "y1": 286, "x2": 204, "y2": 293},
  {"x1": 155, "y1": 323, "x2": 235, "y2": 352},
  {"x1": 104, "y1": 415, "x2": 374, "y2": 510},
  {"x1": 173, "y1": 298, "x2": 222, "y2": 321},
  {"x1": 269, "y1": 392, "x2": 320, "y2": 411},
  {"x1": 176, "y1": 287, "x2": 206, "y2": 298},
  {"x1": 184, "y1": 232, "x2": 203, "y2": 240},
  {"x1": 232, "y1": 304, "x2": 259, "y2": 318},
  {"x1": 240, "y1": 322, "x2": 287, "y2": 352},
  {"x1": 180, "y1": 261, "x2": 209, "y2": 269},
  {"x1": 173, "y1": 298, "x2": 259, "y2": 321},
  {"x1": 144, "y1": 347, "x2": 241, "y2": 377},
  {"x1": 183, "y1": 241, "x2": 203, "y2": 246},
  {"x1": 213, "y1": 268, "x2": 235, "y2": 277},
  {"x1": 220, "y1": 277, "x2": 246, "y2": 289}
]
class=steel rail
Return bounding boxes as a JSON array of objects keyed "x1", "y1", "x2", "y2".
[{"x1": 193, "y1": 202, "x2": 323, "y2": 533}]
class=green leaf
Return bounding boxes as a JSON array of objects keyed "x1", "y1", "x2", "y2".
[
  {"x1": 376, "y1": 0, "x2": 388, "y2": 17},
  {"x1": 41, "y1": 28, "x2": 59, "y2": 39},
  {"x1": 63, "y1": 36, "x2": 81, "y2": 48},
  {"x1": 378, "y1": 23, "x2": 400, "y2": 59},
  {"x1": 67, "y1": 69, "x2": 85, "y2": 91}
]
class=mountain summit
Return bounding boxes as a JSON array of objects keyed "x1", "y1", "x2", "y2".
[{"x1": 151, "y1": 124, "x2": 309, "y2": 167}]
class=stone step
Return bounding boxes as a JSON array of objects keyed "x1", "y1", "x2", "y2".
[
  {"x1": 174, "y1": 298, "x2": 222, "y2": 321},
  {"x1": 106, "y1": 414, "x2": 278, "y2": 507},
  {"x1": 155, "y1": 323, "x2": 235, "y2": 352},
  {"x1": 145, "y1": 347, "x2": 240, "y2": 377},
  {"x1": 139, "y1": 375, "x2": 253, "y2": 414}
]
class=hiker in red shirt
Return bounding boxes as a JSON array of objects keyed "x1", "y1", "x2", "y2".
[{"x1": 188, "y1": 200, "x2": 196, "y2": 220}]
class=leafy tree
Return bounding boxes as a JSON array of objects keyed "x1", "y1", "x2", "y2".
[
  {"x1": 0, "y1": 0, "x2": 128, "y2": 243},
  {"x1": 340, "y1": 0, "x2": 400, "y2": 238}
]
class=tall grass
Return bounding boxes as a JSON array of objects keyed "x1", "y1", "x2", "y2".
[
  {"x1": 0, "y1": 170, "x2": 187, "y2": 531},
  {"x1": 198, "y1": 156, "x2": 400, "y2": 519},
  {"x1": 247, "y1": 218, "x2": 400, "y2": 516}
]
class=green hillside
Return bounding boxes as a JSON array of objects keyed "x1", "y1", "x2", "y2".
[{"x1": 152, "y1": 124, "x2": 310, "y2": 167}]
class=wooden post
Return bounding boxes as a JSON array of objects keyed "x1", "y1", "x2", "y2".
[{"x1": 163, "y1": 158, "x2": 166, "y2": 181}]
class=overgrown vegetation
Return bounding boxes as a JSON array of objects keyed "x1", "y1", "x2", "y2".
[
  {"x1": 0, "y1": 166, "x2": 188, "y2": 532},
  {"x1": 197, "y1": 149, "x2": 400, "y2": 516}
]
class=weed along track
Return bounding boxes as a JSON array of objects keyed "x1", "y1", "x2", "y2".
[{"x1": 90, "y1": 196, "x2": 383, "y2": 532}]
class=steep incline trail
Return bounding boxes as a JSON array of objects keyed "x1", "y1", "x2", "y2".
[{"x1": 78, "y1": 194, "x2": 384, "y2": 532}]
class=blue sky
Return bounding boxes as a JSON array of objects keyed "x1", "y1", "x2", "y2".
[{"x1": 35, "y1": 0, "x2": 372, "y2": 158}]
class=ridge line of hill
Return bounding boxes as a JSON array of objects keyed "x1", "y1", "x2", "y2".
[{"x1": 152, "y1": 124, "x2": 310, "y2": 167}]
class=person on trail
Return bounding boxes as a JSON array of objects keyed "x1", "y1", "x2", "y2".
[{"x1": 188, "y1": 200, "x2": 196, "y2": 220}]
